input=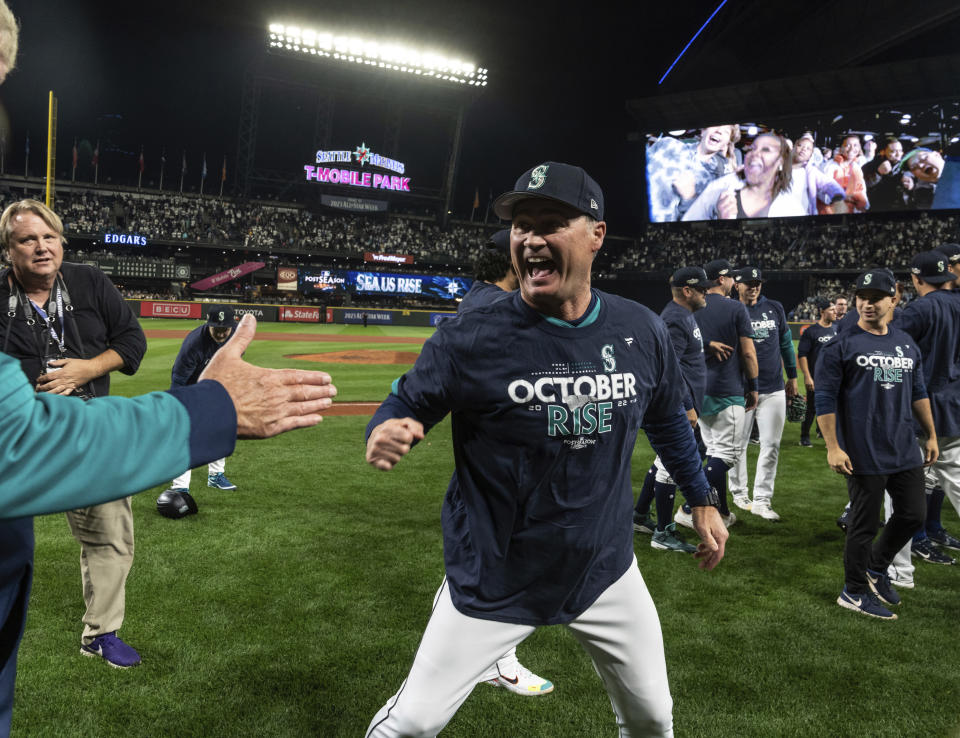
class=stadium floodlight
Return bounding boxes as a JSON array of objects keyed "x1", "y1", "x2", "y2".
[{"x1": 266, "y1": 22, "x2": 488, "y2": 86}]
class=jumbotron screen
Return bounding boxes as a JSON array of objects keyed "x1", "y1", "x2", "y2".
[
  {"x1": 644, "y1": 101, "x2": 960, "y2": 223},
  {"x1": 299, "y1": 268, "x2": 472, "y2": 301}
]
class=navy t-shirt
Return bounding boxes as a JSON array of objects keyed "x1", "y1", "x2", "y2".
[
  {"x1": 897, "y1": 290, "x2": 960, "y2": 437},
  {"x1": 170, "y1": 325, "x2": 234, "y2": 388},
  {"x1": 742, "y1": 296, "x2": 796, "y2": 394},
  {"x1": 369, "y1": 289, "x2": 710, "y2": 626},
  {"x1": 815, "y1": 325, "x2": 927, "y2": 474},
  {"x1": 458, "y1": 281, "x2": 511, "y2": 312},
  {"x1": 660, "y1": 300, "x2": 707, "y2": 414},
  {"x1": 797, "y1": 322, "x2": 837, "y2": 384},
  {"x1": 694, "y1": 293, "x2": 754, "y2": 397}
]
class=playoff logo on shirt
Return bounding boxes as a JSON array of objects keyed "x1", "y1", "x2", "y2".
[{"x1": 854, "y1": 346, "x2": 914, "y2": 389}]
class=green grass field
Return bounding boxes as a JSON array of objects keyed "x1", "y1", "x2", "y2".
[{"x1": 13, "y1": 320, "x2": 960, "y2": 737}]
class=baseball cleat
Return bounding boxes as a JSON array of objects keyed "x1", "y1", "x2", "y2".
[
  {"x1": 911, "y1": 538, "x2": 956, "y2": 565},
  {"x1": 208, "y1": 473, "x2": 237, "y2": 490},
  {"x1": 80, "y1": 632, "x2": 141, "y2": 668},
  {"x1": 836, "y1": 508, "x2": 850, "y2": 533},
  {"x1": 673, "y1": 507, "x2": 695, "y2": 530},
  {"x1": 732, "y1": 492, "x2": 752, "y2": 511},
  {"x1": 651, "y1": 523, "x2": 697, "y2": 553},
  {"x1": 632, "y1": 512, "x2": 657, "y2": 535},
  {"x1": 751, "y1": 502, "x2": 780, "y2": 521},
  {"x1": 836, "y1": 589, "x2": 897, "y2": 620},
  {"x1": 926, "y1": 527, "x2": 960, "y2": 551},
  {"x1": 866, "y1": 568, "x2": 901, "y2": 606},
  {"x1": 485, "y1": 657, "x2": 554, "y2": 696}
]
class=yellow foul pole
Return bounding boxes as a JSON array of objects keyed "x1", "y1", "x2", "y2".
[{"x1": 45, "y1": 91, "x2": 57, "y2": 208}]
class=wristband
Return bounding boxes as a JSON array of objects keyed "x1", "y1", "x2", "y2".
[{"x1": 747, "y1": 377, "x2": 759, "y2": 393}]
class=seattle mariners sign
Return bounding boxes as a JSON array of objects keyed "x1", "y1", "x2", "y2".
[{"x1": 304, "y1": 142, "x2": 411, "y2": 192}]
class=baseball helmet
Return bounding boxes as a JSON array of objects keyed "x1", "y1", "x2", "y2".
[
  {"x1": 156, "y1": 489, "x2": 198, "y2": 519},
  {"x1": 787, "y1": 394, "x2": 807, "y2": 423}
]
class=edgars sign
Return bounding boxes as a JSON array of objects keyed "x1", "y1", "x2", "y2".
[{"x1": 304, "y1": 141, "x2": 411, "y2": 192}]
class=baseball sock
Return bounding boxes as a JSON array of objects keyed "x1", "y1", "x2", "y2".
[
  {"x1": 704, "y1": 456, "x2": 730, "y2": 516},
  {"x1": 634, "y1": 464, "x2": 657, "y2": 516},
  {"x1": 653, "y1": 482, "x2": 677, "y2": 532},
  {"x1": 926, "y1": 487, "x2": 945, "y2": 533}
]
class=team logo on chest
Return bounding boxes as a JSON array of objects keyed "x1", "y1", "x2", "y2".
[
  {"x1": 854, "y1": 345, "x2": 914, "y2": 389},
  {"x1": 601, "y1": 344, "x2": 616, "y2": 372}
]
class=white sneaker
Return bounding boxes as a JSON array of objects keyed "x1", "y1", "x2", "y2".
[
  {"x1": 674, "y1": 508, "x2": 695, "y2": 530},
  {"x1": 720, "y1": 511, "x2": 737, "y2": 528},
  {"x1": 732, "y1": 492, "x2": 752, "y2": 511},
  {"x1": 484, "y1": 655, "x2": 554, "y2": 696},
  {"x1": 751, "y1": 502, "x2": 780, "y2": 521}
]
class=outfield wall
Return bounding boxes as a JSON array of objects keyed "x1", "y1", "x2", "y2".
[{"x1": 126, "y1": 300, "x2": 457, "y2": 327}]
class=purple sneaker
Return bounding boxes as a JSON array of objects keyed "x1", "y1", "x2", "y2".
[{"x1": 80, "y1": 632, "x2": 141, "y2": 668}]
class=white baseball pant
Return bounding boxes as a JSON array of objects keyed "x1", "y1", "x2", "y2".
[
  {"x1": 884, "y1": 491, "x2": 915, "y2": 586},
  {"x1": 699, "y1": 404, "x2": 745, "y2": 467},
  {"x1": 171, "y1": 458, "x2": 226, "y2": 489},
  {"x1": 926, "y1": 435, "x2": 960, "y2": 516},
  {"x1": 728, "y1": 390, "x2": 786, "y2": 504},
  {"x1": 365, "y1": 559, "x2": 674, "y2": 738}
]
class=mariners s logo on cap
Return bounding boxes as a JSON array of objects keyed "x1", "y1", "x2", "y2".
[
  {"x1": 528, "y1": 165, "x2": 549, "y2": 190},
  {"x1": 863, "y1": 273, "x2": 872, "y2": 285}
]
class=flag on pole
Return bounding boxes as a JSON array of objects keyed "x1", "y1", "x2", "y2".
[
  {"x1": 470, "y1": 187, "x2": 480, "y2": 221},
  {"x1": 200, "y1": 153, "x2": 207, "y2": 196},
  {"x1": 24, "y1": 133, "x2": 29, "y2": 178},
  {"x1": 159, "y1": 148, "x2": 166, "y2": 191},
  {"x1": 219, "y1": 155, "x2": 227, "y2": 197},
  {"x1": 137, "y1": 146, "x2": 144, "y2": 190},
  {"x1": 92, "y1": 140, "x2": 100, "y2": 184},
  {"x1": 71, "y1": 139, "x2": 78, "y2": 182},
  {"x1": 179, "y1": 150, "x2": 186, "y2": 193}
]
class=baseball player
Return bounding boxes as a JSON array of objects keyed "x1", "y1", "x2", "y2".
[
  {"x1": 364, "y1": 162, "x2": 727, "y2": 737},
  {"x1": 816, "y1": 269, "x2": 937, "y2": 620},
  {"x1": 169, "y1": 307, "x2": 239, "y2": 493},
  {"x1": 459, "y1": 228, "x2": 553, "y2": 695},
  {"x1": 633, "y1": 266, "x2": 710, "y2": 553},
  {"x1": 796, "y1": 298, "x2": 837, "y2": 447},
  {"x1": 676, "y1": 259, "x2": 758, "y2": 529},
  {"x1": 727, "y1": 267, "x2": 798, "y2": 520}
]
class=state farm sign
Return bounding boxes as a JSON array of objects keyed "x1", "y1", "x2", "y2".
[
  {"x1": 140, "y1": 301, "x2": 202, "y2": 319},
  {"x1": 279, "y1": 306, "x2": 320, "y2": 323}
]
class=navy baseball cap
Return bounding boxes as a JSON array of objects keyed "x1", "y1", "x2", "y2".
[
  {"x1": 492, "y1": 162, "x2": 604, "y2": 221},
  {"x1": 736, "y1": 266, "x2": 764, "y2": 283},
  {"x1": 206, "y1": 306, "x2": 236, "y2": 327},
  {"x1": 935, "y1": 242, "x2": 960, "y2": 264},
  {"x1": 670, "y1": 266, "x2": 712, "y2": 289},
  {"x1": 855, "y1": 270, "x2": 897, "y2": 296},
  {"x1": 703, "y1": 259, "x2": 733, "y2": 280},
  {"x1": 485, "y1": 229, "x2": 510, "y2": 252},
  {"x1": 911, "y1": 250, "x2": 957, "y2": 284}
]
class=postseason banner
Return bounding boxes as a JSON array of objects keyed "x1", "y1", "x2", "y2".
[{"x1": 299, "y1": 268, "x2": 471, "y2": 301}]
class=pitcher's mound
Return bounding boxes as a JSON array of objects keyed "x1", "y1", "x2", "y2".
[{"x1": 285, "y1": 350, "x2": 419, "y2": 365}]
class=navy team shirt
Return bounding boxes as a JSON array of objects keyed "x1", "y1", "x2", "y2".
[
  {"x1": 897, "y1": 289, "x2": 960, "y2": 438},
  {"x1": 367, "y1": 290, "x2": 710, "y2": 626},
  {"x1": 458, "y1": 281, "x2": 510, "y2": 312},
  {"x1": 170, "y1": 325, "x2": 234, "y2": 388},
  {"x1": 694, "y1": 293, "x2": 754, "y2": 397},
  {"x1": 797, "y1": 322, "x2": 837, "y2": 383},
  {"x1": 660, "y1": 300, "x2": 707, "y2": 414},
  {"x1": 815, "y1": 325, "x2": 927, "y2": 474},
  {"x1": 742, "y1": 296, "x2": 796, "y2": 393}
]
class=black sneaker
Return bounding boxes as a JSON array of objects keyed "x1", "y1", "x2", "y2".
[
  {"x1": 836, "y1": 589, "x2": 896, "y2": 620},
  {"x1": 798, "y1": 438, "x2": 812, "y2": 447},
  {"x1": 912, "y1": 538, "x2": 956, "y2": 565},
  {"x1": 836, "y1": 508, "x2": 850, "y2": 533},
  {"x1": 632, "y1": 512, "x2": 656, "y2": 535},
  {"x1": 927, "y1": 527, "x2": 960, "y2": 551},
  {"x1": 866, "y1": 568, "x2": 901, "y2": 606}
]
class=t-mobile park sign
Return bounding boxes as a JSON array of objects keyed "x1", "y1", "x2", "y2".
[{"x1": 304, "y1": 141, "x2": 411, "y2": 192}]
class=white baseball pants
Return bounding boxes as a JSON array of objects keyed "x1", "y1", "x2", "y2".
[
  {"x1": 728, "y1": 390, "x2": 786, "y2": 504},
  {"x1": 171, "y1": 458, "x2": 225, "y2": 489},
  {"x1": 699, "y1": 404, "x2": 745, "y2": 467},
  {"x1": 365, "y1": 559, "x2": 674, "y2": 738}
]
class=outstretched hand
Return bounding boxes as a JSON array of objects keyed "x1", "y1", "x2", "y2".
[
  {"x1": 691, "y1": 506, "x2": 728, "y2": 570},
  {"x1": 199, "y1": 314, "x2": 337, "y2": 438}
]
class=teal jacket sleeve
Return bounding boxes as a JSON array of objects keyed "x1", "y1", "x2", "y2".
[{"x1": 0, "y1": 352, "x2": 237, "y2": 519}]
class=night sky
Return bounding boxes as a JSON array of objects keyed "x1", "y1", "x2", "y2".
[{"x1": 3, "y1": 0, "x2": 958, "y2": 233}]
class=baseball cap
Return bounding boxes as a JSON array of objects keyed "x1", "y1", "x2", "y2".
[
  {"x1": 935, "y1": 242, "x2": 960, "y2": 264},
  {"x1": 492, "y1": 162, "x2": 604, "y2": 221},
  {"x1": 735, "y1": 266, "x2": 764, "y2": 283},
  {"x1": 703, "y1": 259, "x2": 733, "y2": 280},
  {"x1": 855, "y1": 270, "x2": 896, "y2": 296},
  {"x1": 485, "y1": 229, "x2": 510, "y2": 252},
  {"x1": 206, "y1": 306, "x2": 236, "y2": 327},
  {"x1": 911, "y1": 250, "x2": 957, "y2": 284},
  {"x1": 670, "y1": 266, "x2": 712, "y2": 289}
]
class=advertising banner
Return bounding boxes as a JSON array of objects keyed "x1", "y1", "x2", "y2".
[
  {"x1": 278, "y1": 267, "x2": 298, "y2": 292},
  {"x1": 321, "y1": 194, "x2": 389, "y2": 213},
  {"x1": 279, "y1": 305, "x2": 321, "y2": 323},
  {"x1": 299, "y1": 268, "x2": 471, "y2": 301},
  {"x1": 343, "y1": 310, "x2": 394, "y2": 325},
  {"x1": 140, "y1": 301, "x2": 202, "y2": 319},
  {"x1": 191, "y1": 262, "x2": 266, "y2": 291},
  {"x1": 364, "y1": 252, "x2": 414, "y2": 265}
]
